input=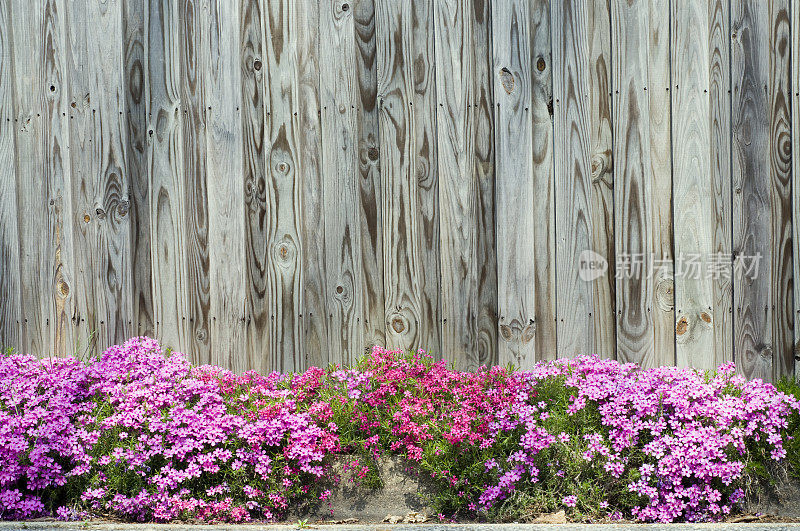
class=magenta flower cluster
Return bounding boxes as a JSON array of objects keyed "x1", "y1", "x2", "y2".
[{"x1": 1, "y1": 338, "x2": 798, "y2": 523}]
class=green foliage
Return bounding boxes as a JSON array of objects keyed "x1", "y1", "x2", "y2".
[{"x1": 777, "y1": 376, "x2": 800, "y2": 480}]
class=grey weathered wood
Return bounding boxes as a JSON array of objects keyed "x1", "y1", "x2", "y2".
[
  {"x1": 376, "y1": 0, "x2": 440, "y2": 356},
  {"x1": 353, "y1": 0, "x2": 385, "y2": 357},
  {"x1": 262, "y1": 0, "x2": 306, "y2": 373},
  {"x1": 240, "y1": 0, "x2": 268, "y2": 373},
  {"x1": 732, "y1": 0, "x2": 793, "y2": 382},
  {"x1": 204, "y1": 0, "x2": 247, "y2": 371},
  {"x1": 124, "y1": 0, "x2": 154, "y2": 341},
  {"x1": 671, "y1": 0, "x2": 716, "y2": 369},
  {"x1": 793, "y1": 0, "x2": 800, "y2": 377},
  {"x1": 434, "y1": 0, "x2": 477, "y2": 367},
  {"x1": 180, "y1": 0, "x2": 212, "y2": 365},
  {"x1": 320, "y1": 0, "x2": 367, "y2": 366},
  {"x1": 11, "y1": 2, "x2": 48, "y2": 356},
  {"x1": 147, "y1": 0, "x2": 189, "y2": 352},
  {"x1": 492, "y1": 0, "x2": 537, "y2": 367},
  {"x1": 611, "y1": 0, "x2": 674, "y2": 368},
  {"x1": 297, "y1": 0, "x2": 328, "y2": 369},
  {"x1": 0, "y1": 0, "x2": 21, "y2": 351},
  {"x1": 707, "y1": 0, "x2": 733, "y2": 370},
  {"x1": 552, "y1": 0, "x2": 615, "y2": 359},
  {"x1": 473, "y1": 0, "x2": 497, "y2": 368}
]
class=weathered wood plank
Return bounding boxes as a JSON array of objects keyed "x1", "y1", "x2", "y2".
[
  {"x1": 296, "y1": 0, "x2": 328, "y2": 369},
  {"x1": 180, "y1": 0, "x2": 212, "y2": 365},
  {"x1": 434, "y1": 0, "x2": 478, "y2": 367},
  {"x1": 320, "y1": 0, "x2": 384, "y2": 365},
  {"x1": 376, "y1": 0, "x2": 440, "y2": 356},
  {"x1": 124, "y1": 0, "x2": 154, "y2": 341},
  {"x1": 671, "y1": 0, "x2": 716, "y2": 369},
  {"x1": 353, "y1": 0, "x2": 385, "y2": 356},
  {"x1": 204, "y1": 0, "x2": 247, "y2": 371},
  {"x1": 708, "y1": 0, "x2": 733, "y2": 370},
  {"x1": 793, "y1": 0, "x2": 800, "y2": 377},
  {"x1": 768, "y1": 0, "x2": 793, "y2": 380},
  {"x1": 0, "y1": 0, "x2": 22, "y2": 351},
  {"x1": 492, "y1": 0, "x2": 536, "y2": 367},
  {"x1": 732, "y1": 0, "x2": 793, "y2": 382},
  {"x1": 240, "y1": 0, "x2": 268, "y2": 372},
  {"x1": 528, "y1": 0, "x2": 557, "y2": 363},
  {"x1": 261, "y1": 0, "x2": 306, "y2": 373},
  {"x1": 611, "y1": 0, "x2": 674, "y2": 368},
  {"x1": 473, "y1": 0, "x2": 497, "y2": 368},
  {"x1": 552, "y1": 0, "x2": 615, "y2": 359},
  {"x1": 147, "y1": 0, "x2": 189, "y2": 352},
  {"x1": 11, "y1": 2, "x2": 48, "y2": 356}
]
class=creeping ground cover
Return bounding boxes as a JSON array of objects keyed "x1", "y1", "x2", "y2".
[{"x1": 1, "y1": 337, "x2": 799, "y2": 523}]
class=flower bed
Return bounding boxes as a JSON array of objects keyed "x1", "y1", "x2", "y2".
[{"x1": 1, "y1": 337, "x2": 798, "y2": 523}]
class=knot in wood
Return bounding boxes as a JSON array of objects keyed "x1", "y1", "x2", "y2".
[
  {"x1": 499, "y1": 67, "x2": 515, "y2": 94},
  {"x1": 95, "y1": 207, "x2": 106, "y2": 219},
  {"x1": 536, "y1": 57, "x2": 546, "y2": 72},
  {"x1": 117, "y1": 200, "x2": 129, "y2": 217},
  {"x1": 675, "y1": 316, "x2": 688, "y2": 335},
  {"x1": 391, "y1": 317, "x2": 405, "y2": 333},
  {"x1": 83, "y1": 213, "x2": 91, "y2": 223},
  {"x1": 253, "y1": 59, "x2": 262, "y2": 71}
]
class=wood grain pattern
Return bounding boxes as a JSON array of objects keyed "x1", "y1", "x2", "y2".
[
  {"x1": 0, "y1": 0, "x2": 21, "y2": 351},
  {"x1": 552, "y1": 0, "x2": 615, "y2": 359},
  {"x1": 296, "y1": 0, "x2": 328, "y2": 369},
  {"x1": 528, "y1": 0, "x2": 557, "y2": 362},
  {"x1": 262, "y1": 0, "x2": 306, "y2": 373},
  {"x1": 240, "y1": 0, "x2": 268, "y2": 373},
  {"x1": 82, "y1": 0, "x2": 134, "y2": 353},
  {"x1": 376, "y1": 0, "x2": 440, "y2": 356},
  {"x1": 180, "y1": 0, "x2": 212, "y2": 365},
  {"x1": 434, "y1": 0, "x2": 477, "y2": 367},
  {"x1": 320, "y1": 0, "x2": 366, "y2": 366},
  {"x1": 147, "y1": 0, "x2": 189, "y2": 352},
  {"x1": 611, "y1": 0, "x2": 674, "y2": 368},
  {"x1": 205, "y1": 0, "x2": 247, "y2": 371},
  {"x1": 472, "y1": 0, "x2": 497, "y2": 368},
  {"x1": 671, "y1": 0, "x2": 716, "y2": 369},
  {"x1": 492, "y1": 0, "x2": 537, "y2": 367},
  {"x1": 732, "y1": 0, "x2": 793, "y2": 382},
  {"x1": 124, "y1": 0, "x2": 154, "y2": 341},
  {"x1": 11, "y1": 2, "x2": 48, "y2": 356},
  {"x1": 767, "y1": 0, "x2": 793, "y2": 380},
  {"x1": 708, "y1": 0, "x2": 733, "y2": 370},
  {"x1": 352, "y1": 0, "x2": 385, "y2": 356},
  {"x1": 793, "y1": 0, "x2": 800, "y2": 377}
]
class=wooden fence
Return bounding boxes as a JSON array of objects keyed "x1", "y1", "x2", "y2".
[{"x1": 0, "y1": 0, "x2": 798, "y2": 381}]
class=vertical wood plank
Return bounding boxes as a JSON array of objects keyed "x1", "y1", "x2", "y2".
[
  {"x1": 205, "y1": 0, "x2": 247, "y2": 371},
  {"x1": 793, "y1": 0, "x2": 800, "y2": 377},
  {"x1": 0, "y1": 0, "x2": 22, "y2": 350},
  {"x1": 147, "y1": 0, "x2": 189, "y2": 351},
  {"x1": 492, "y1": 0, "x2": 537, "y2": 367},
  {"x1": 353, "y1": 0, "x2": 385, "y2": 355},
  {"x1": 261, "y1": 0, "x2": 307, "y2": 372},
  {"x1": 376, "y1": 0, "x2": 440, "y2": 357},
  {"x1": 672, "y1": 0, "x2": 716, "y2": 369},
  {"x1": 708, "y1": 0, "x2": 733, "y2": 370},
  {"x1": 611, "y1": 0, "x2": 674, "y2": 368},
  {"x1": 65, "y1": 0, "x2": 134, "y2": 354},
  {"x1": 241, "y1": 0, "x2": 268, "y2": 372},
  {"x1": 11, "y1": 3, "x2": 48, "y2": 355},
  {"x1": 124, "y1": 0, "x2": 155, "y2": 341},
  {"x1": 473, "y1": 0, "x2": 498, "y2": 367},
  {"x1": 768, "y1": 0, "x2": 793, "y2": 380},
  {"x1": 181, "y1": 0, "x2": 212, "y2": 365},
  {"x1": 732, "y1": 0, "x2": 793, "y2": 382},
  {"x1": 320, "y1": 0, "x2": 384, "y2": 365},
  {"x1": 13, "y1": 0, "x2": 75, "y2": 357},
  {"x1": 552, "y1": 0, "x2": 615, "y2": 359},
  {"x1": 297, "y1": 0, "x2": 328, "y2": 369},
  {"x1": 435, "y1": 0, "x2": 479, "y2": 367}
]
